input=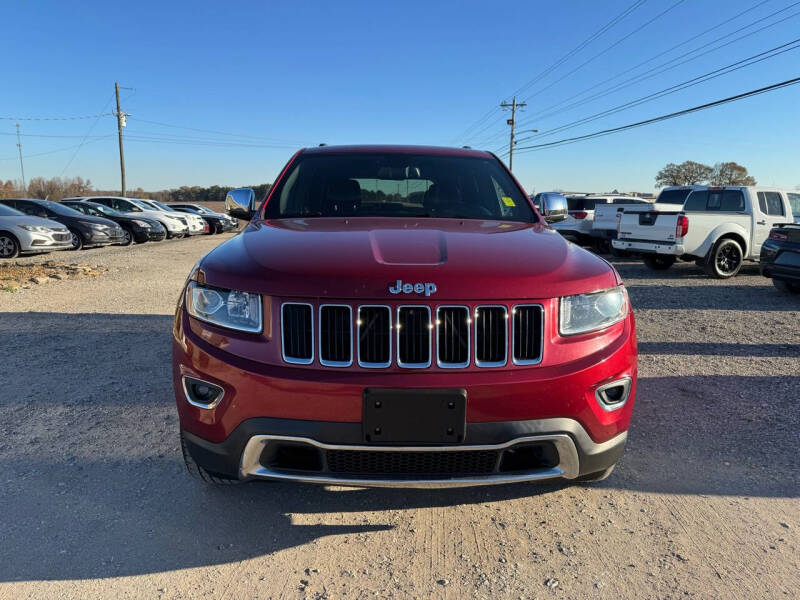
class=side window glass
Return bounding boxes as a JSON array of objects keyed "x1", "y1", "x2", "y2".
[
  {"x1": 707, "y1": 191, "x2": 722, "y2": 210},
  {"x1": 764, "y1": 192, "x2": 784, "y2": 216},
  {"x1": 683, "y1": 190, "x2": 708, "y2": 211},
  {"x1": 757, "y1": 192, "x2": 767, "y2": 214},
  {"x1": 787, "y1": 193, "x2": 800, "y2": 218},
  {"x1": 721, "y1": 190, "x2": 744, "y2": 212}
]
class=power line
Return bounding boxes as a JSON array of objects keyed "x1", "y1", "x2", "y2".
[
  {"x1": 508, "y1": 76, "x2": 800, "y2": 155},
  {"x1": 450, "y1": 0, "x2": 648, "y2": 144},
  {"x1": 509, "y1": 37, "x2": 800, "y2": 148},
  {"x1": 60, "y1": 92, "x2": 115, "y2": 176},
  {"x1": 127, "y1": 116, "x2": 308, "y2": 144},
  {"x1": 510, "y1": 0, "x2": 800, "y2": 135},
  {"x1": 0, "y1": 136, "x2": 114, "y2": 161},
  {"x1": 0, "y1": 113, "x2": 114, "y2": 121}
]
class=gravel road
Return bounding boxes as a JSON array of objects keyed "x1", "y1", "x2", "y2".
[{"x1": 1, "y1": 236, "x2": 798, "y2": 599}]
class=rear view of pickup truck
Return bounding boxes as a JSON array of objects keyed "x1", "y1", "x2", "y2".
[{"x1": 613, "y1": 187, "x2": 796, "y2": 278}]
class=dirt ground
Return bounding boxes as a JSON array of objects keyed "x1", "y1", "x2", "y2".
[{"x1": 0, "y1": 235, "x2": 798, "y2": 599}]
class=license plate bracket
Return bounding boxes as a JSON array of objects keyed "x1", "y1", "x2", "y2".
[{"x1": 362, "y1": 388, "x2": 467, "y2": 444}]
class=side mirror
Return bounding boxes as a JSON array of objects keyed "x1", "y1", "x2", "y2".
[
  {"x1": 226, "y1": 188, "x2": 256, "y2": 221},
  {"x1": 540, "y1": 193, "x2": 568, "y2": 223}
]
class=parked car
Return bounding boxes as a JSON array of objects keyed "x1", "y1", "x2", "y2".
[
  {"x1": 0, "y1": 198, "x2": 124, "y2": 250},
  {"x1": 0, "y1": 203, "x2": 73, "y2": 258},
  {"x1": 551, "y1": 195, "x2": 644, "y2": 249},
  {"x1": 61, "y1": 200, "x2": 166, "y2": 245},
  {"x1": 613, "y1": 187, "x2": 796, "y2": 278},
  {"x1": 167, "y1": 203, "x2": 238, "y2": 234},
  {"x1": 760, "y1": 191, "x2": 800, "y2": 293},
  {"x1": 591, "y1": 186, "x2": 701, "y2": 255},
  {"x1": 135, "y1": 199, "x2": 208, "y2": 235},
  {"x1": 71, "y1": 197, "x2": 190, "y2": 239},
  {"x1": 174, "y1": 145, "x2": 636, "y2": 487}
]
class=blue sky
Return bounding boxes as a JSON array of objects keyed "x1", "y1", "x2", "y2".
[{"x1": 1, "y1": 0, "x2": 799, "y2": 193}]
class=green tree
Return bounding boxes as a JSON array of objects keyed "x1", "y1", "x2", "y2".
[{"x1": 655, "y1": 161, "x2": 713, "y2": 187}]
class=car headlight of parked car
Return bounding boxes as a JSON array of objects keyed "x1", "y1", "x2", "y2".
[
  {"x1": 80, "y1": 221, "x2": 107, "y2": 231},
  {"x1": 131, "y1": 220, "x2": 151, "y2": 228},
  {"x1": 186, "y1": 281, "x2": 262, "y2": 333},
  {"x1": 560, "y1": 286, "x2": 628, "y2": 336},
  {"x1": 17, "y1": 224, "x2": 51, "y2": 233}
]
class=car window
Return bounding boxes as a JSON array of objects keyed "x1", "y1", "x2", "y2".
[
  {"x1": 683, "y1": 190, "x2": 744, "y2": 212},
  {"x1": 757, "y1": 192, "x2": 785, "y2": 216},
  {"x1": 787, "y1": 193, "x2": 800, "y2": 218},
  {"x1": 265, "y1": 153, "x2": 535, "y2": 222},
  {"x1": 0, "y1": 203, "x2": 24, "y2": 216},
  {"x1": 16, "y1": 201, "x2": 49, "y2": 218},
  {"x1": 656, "y1": 188, "x2": 693, "y2": 205}
]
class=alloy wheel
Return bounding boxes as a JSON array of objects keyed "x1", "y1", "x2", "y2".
[
  {"x1": 0, "y1": 235, "x2": 18, "y2": 258},
  {"x1": 716, "y1": 243, "x2": 741, "y2": 275}
]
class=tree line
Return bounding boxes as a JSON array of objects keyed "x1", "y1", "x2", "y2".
[
  {"x1": 655, "y1": 161, "x2": 756, "y2": 187},
  {"x1": 0, "y1": 178, "x2": 271, "y2": 203}
]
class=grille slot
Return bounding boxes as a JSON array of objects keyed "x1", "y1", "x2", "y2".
[
  {"x1": 358, "y1": 306, "x2": 391, "y2": 367},
  {"x1": 436, "y1": 306, "x2": 470, "y2": 367},
  {"x1": 397, "y1": 306, "x2": 431, "y2": 367},
  {"x1": 319, "y1": 305, "x2": 352, "y2": 366},
  {"x1": 281, "y1": 303, "x2": 313, "y2": 364},
  {"x1": 475, "y1": 306, "x2": 507, "y2": 367},
  {"x1": 512, "y1": 305, "x2": 544, "y2": 365},
  {"x1": 325, "y1": 449, "x2": 499, "y2": 476}
]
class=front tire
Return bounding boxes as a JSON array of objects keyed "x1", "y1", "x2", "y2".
[
  {"x1": 120, "y1": 227, "x2": 134, "y2": 246},
  {"x1": 0, "y1": 233, "x2": 20, "y2": 259},
  {"x1": 643, "y1": 255, "x2": 675, "y2": 271},
  {"x1": 69, "y1": 229, "x2": 83, "y2": 251},
  {"x1": 773, "y1": 278, "x2": 800, "y2": 294},
  {"x1": 704, "y1": 238, "x2": 743, "y2": 278},
  {"x1": 180, "y1": 431, "x2": 242, "y2": 485}
]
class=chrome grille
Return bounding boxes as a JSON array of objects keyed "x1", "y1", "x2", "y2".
[
  {"x1": 280, "y1": 302, "x2": 542, "y2": 369},
  {"x1": 512, "y1": 305, "x2": 544, "y2": 365},
  {"x1": 319, "y1": 305, "x2": 352, "y2": 366},
  {"x1": 358, "y1": 306, "x2": 391, "y2": 367},
  {"x1": 397, "y1": 306, "x2": 431, "y2": 368},
  {"x1": 475, "y1": 306, "x2": 507, "y2": 367},
  {"x1": 281, "y1": 303, "x2": 313, "y2": 364},
  {"x1": 436, "y1": 306, "x2": 470, "y2": 367}
]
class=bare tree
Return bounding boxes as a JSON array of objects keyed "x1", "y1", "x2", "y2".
[
  {"x1": 655, "y1": 161, "x2": 713, "y2": 187},
  {"x1": 25, "y1": 176, "x2": 94, "y2": 201},
  {"x1": 709, "y1": 162, "x2": 756, "y2": 186}
]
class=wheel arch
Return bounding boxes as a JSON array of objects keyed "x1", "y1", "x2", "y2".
[{"x1": 700, "y1": 223, "x2": 749, "y2": 259}]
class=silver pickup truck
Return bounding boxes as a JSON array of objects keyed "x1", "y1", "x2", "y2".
[{"x1": 613, "y1": 187, "x2": 800, "y2": 278}]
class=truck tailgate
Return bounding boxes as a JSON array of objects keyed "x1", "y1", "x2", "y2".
[
  {"x1": 617, "y1": 210, "x2": 682, "y2": 243},
  {"x1": 592, "y1": 205, "x2": 625, "y2": 233}
]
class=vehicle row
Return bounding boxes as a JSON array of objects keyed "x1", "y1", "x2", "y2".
[
  {"x1": 0, "y1": 196, "x2": 238, "y2": 258},
  {"x1": 537, "y1": 186, "x2": 800, "y2": 293}
]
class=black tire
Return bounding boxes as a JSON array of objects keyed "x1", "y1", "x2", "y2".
[
  {"x1": 119, "y1": 227, "x2": 134, "y2": 246},
  {"x1": 703, "y1": 238, "x2": 743, "y2": 279},
  {"x1": 643, "y1": 255, "x2": 675, "y2": 271},
  {"x1": 773, "y1": 278, "x2": 800, "y2": 294},
  {"x1": 180, "y1": 431, "x2": 242, "y2": 485},
  {"x1": 68, "y1": 229, "x2": 83, "y2": 251},
  {"x1": 593, "y1": 239, "x2": 612, "y2": 255},
  {"x1": 576, "y1": 465, "x2": 615, "y2": 483},
  {"x1": 0, "y1": 232, "x2": 20, "y2": 259},
  {"x1": 610, "y1": 246, "x2": 630, "y2": 258}
]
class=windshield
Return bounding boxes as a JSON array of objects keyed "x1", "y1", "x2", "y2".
[
  {"x1": 40, "y1": 200, "x2": 82, "y2": 216},
  {"x1": 0, "y1": 204, "x2": 24, "y2": 217},
  {"x1": 128, "y1": 199, "x2": 153, "y2": 211},
  {"x1": 567, "y1": 197, "x2": 604, "y2": 211},
  {"x1": 153, "y1": 201, "x2": 174, "y2": 212},
  {"x1": 264, "y1": 153, "x2": 535, "y2": 222},
  {"x1": 657, "y1": 188, "x2": 694, "y2": 205},
  {"x1": 88, "y1": 203, "x2": 124, "y2": 217}
]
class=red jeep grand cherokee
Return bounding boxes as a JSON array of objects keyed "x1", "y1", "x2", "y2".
[{"x1": 172, "y1": 145, "x2": 636, "y2": 487}]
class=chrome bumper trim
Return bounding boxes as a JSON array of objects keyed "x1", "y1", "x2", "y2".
[{"x1": 239, "y1": 433, "x2": 582, "y2": 487}]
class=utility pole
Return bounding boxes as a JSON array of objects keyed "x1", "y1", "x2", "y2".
[
  {"x1": 115, "y1": 82, "x2": 127, "y2": 196},
  {"x1": 15, "y1": 123, "x2": 26, "y2": 191},
  {"x1": 501, "y1": 96, "x2": 526, "y2": 171}
]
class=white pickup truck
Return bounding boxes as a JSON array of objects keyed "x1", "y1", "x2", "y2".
[
  {"x1": 551, "y1": 194, "x2": 645, "y2": 248},
  {"x1": 590, "y1": 186, "x2": 702, "y2": 254},
  {"x1": 613, "y1": 186, "x2": 798, "y2": 278}
]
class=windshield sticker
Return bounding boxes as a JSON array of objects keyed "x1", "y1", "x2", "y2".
[{"x1": 502, "y1": 196, "x2": 516, "y2": 207}]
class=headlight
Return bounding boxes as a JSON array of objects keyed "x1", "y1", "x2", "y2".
[
  {"x1": 186, "y1": 281, "x2": 262, "y2": 333},
  {"x1": 131, "y1": 220, "x2": 150, "y2": 227},
  {"x1": 559, "y1": 286, "x2": 628, "y2": 336},
  {"x1": 17, "y1": 224, "x2": 48, "y2": 233},
  {"x1": 80, "y1": 221, "x2": 106, "y2": 230}
]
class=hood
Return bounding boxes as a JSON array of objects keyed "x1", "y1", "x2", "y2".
[
  {"x1": 66, "y1": 213, "x2": 119, "y2": 227},
  {"x1": 0, "y1": 215, "x2": 67, "y2": 231},
  {"x1": 200, "y1": 218, "x2": 618, "y2": 300}
]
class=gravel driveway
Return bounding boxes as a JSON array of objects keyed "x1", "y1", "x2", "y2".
[{"x1": 1, "y1": 237, "x2": 798, "y2": 599}]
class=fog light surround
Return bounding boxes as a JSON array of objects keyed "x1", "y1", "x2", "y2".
[
  {"x1": 595, "y1": 377, "x2": 632, "y2": 411},
  {"x1": 182, "y1": 375, "x2": 224, "y2": 409}
]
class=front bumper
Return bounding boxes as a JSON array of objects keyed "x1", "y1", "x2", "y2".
[
  {"x1": 181, "y1": 417, "x2": 627, "y2": 486},
  {"x1": 19, "y1": 231, "x2": 73, "y2": 253},
  {"x1": 613, "y1": 239, "x2": 683, "y2": 255},
  {"x1": 83, "y1": 228, "x2": 125, "y2": 246}
]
